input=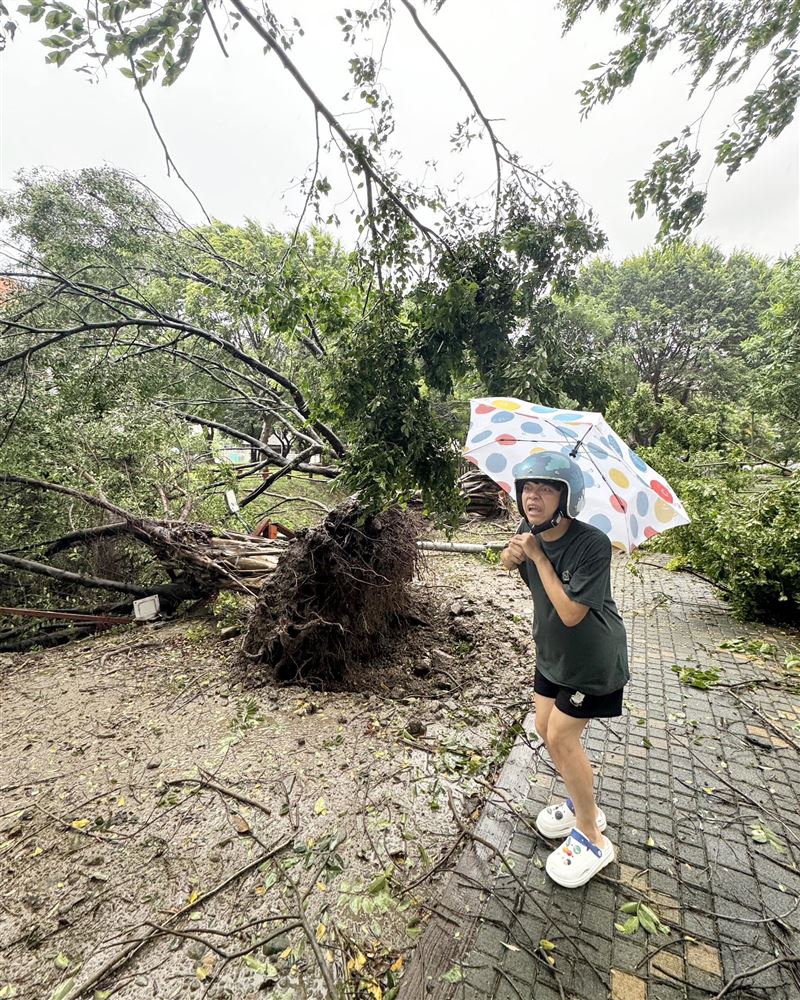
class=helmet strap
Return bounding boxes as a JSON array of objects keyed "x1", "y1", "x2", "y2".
[{"x1": 528, "y1": 511, "x2": 563, "y2": 536}]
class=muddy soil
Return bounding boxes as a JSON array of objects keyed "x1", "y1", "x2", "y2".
[{"x1": 0, "y1": 534, "x2": 536, "y2": 1000}]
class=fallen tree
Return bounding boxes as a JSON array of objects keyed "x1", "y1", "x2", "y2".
[
  {"x1": 1, "y1": 1, "x2": 608, "y2": 673},
  {"x1": 0, "y1": 472, "x2": 288, "y2": 650}
]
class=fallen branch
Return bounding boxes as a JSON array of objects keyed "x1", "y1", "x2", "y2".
[
  {"x1": 711, "y1": 955, "x2": 800, "y2": 1000},
  {"x1": 729, "y1": 691, "x2": 800, "y2": 754},
  {"x1": 444, "y1": 788, "x2": 607, "y2": 991},
  {"x1": 0, "y1": 551, "x2": 173, "y2": 597},
  {"x1": 417, "y1": 540, "x2": 505, "y2": 554},
  {"x1": 165, "y1": 770, "x2": 275, "y2": 820},
  {"x1": 99, "y1": 641, "x2": 162, "y2": 669}
]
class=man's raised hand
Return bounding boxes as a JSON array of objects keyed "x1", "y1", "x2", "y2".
[{"x1": 501, "y1": 535, "x2": 527, "y2": 570}]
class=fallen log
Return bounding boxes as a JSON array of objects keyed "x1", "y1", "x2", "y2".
[
  {"x1": 417, "y1": 540, "x2": 505, "y2": 554},
  {"x1": 458, "y1": 470, "x2": 507, "y2": 516},
  {"x1": 1, "y1": 473, "x2": 286, "y2": 594},
  {"x1": 0, "y1": 606, "x2": 135, "y2": 624}
]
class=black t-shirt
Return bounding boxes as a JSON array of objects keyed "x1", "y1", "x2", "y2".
[{"x1": 516, "y1": 519, "x2": 629, "y2": 695}]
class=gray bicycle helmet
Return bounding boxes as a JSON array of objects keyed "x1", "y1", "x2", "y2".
[{"x1": 513, "y1": 451, "x2": 586, "y2": 527}]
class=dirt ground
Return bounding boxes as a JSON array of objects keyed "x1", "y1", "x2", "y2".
[{"x1": 0, "y1": 526, "x2": 536, "y2": 1000}]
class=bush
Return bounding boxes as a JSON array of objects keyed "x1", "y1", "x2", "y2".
[{"x1": 661, "y1": 473, "x2": 800, "y2": 622}]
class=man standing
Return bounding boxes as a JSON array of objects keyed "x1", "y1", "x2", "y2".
[{"x1": 500, "y1": 451, "x2": 629, "y2": 887}]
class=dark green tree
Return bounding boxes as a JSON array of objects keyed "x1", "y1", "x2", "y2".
[
  {"x1": 744, "y1": 254, "x2": 800, "y2": 459},
  {"x1": 576, "y1": 242, "x2": 771, "y2": 405}
]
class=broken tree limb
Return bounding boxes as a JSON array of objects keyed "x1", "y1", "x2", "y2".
[
  {"x1": 711, "y1": 956, "x2": 800, "y2": 1000},
  {"x1": 0, "y1": 551, "x2": 175, "y2": 597},
  {"x1": 0, "y1": 624, "x2": 98, "y2": 652},
  {"x1": 1, "y1": 472, "x2": 136, "y2": 521},
  {"x1": 240, "y1": 443, "x2": 326, "y2": 508},
  {"x1": 417, "y1": 540, "x2": 505, "y2": 554},
  {"x1": 0, "y1": 521, "x2": 129, "y2": 557},
  {"x1": 0, "y1": 606, "x2": 135, "y2": 624},
  {"x1": 1, "y1": 473, "x2": 287, "y2": 594}
]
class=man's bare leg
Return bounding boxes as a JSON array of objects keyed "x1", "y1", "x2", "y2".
[
  {"x1": 533, "y1": 693, "x2": 556, "y2": 747},
  {"x1": 546, "y1": 707, "x2": 603, "y2": 846}
]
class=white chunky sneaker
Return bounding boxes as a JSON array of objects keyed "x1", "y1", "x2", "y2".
[
  {"x1": 535, "y1": 798, "x2": 607, "y2": 839},
  {"x1": 546, "y1": 828, "x2": 615, "y2": 888}
]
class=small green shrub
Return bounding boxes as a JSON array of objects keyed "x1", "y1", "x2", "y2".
[
  {"x1": 661, "y1": 473, "x2": 800, "y2": 623},
  {"x1": 212, "y1": 591, "x2": 250, "y2": 631}
]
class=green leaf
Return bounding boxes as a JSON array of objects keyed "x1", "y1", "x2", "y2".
[
  {"x1": 441, "y1": 966, "x2": 463, "y2": 983},
  {"x1": 40, "y1": 35, "x2": 71, "y2": 48},
  {"x1": 244, "y1": 954, "x2": 278, "y2": 978},
  {"x1": 620, "y1": 901, "x2": 640, "y2": 914},
  {"x1": 751, "y1": 821, "x2": 785, "y2": 852},
  {"x1": 48, "y1": 981, "x2": 76, "y2": 1000},
  {"x1": 638, "y1": 909, "x2": 657, "y2": 934},
  {"x1": 614, "y1": 915, "x2": 639, "y2": 934},
  {"x1": 367, "y1": 874, "x2": 387, "y2": 895}
]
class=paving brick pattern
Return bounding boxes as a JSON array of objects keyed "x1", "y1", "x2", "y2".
[{"x1": 403, "y1": 556, "x2": 800, "y2": 1000}]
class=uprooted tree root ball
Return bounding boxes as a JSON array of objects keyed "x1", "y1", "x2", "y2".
[{"x1": 238, "y1": 499, "x2": 422, "y2": 686}]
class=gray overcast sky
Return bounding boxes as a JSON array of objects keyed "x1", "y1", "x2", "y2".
[{"x1": 2, "y1": 0, "x2": 798, "y2": 259}]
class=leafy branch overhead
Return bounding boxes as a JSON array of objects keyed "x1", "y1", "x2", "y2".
[
  {"x1": 7, "y1": 0, "x2": 608, "y2": 523},
  {"x1": 561, "y1": 0, "x2": 800, "y2": 237}
]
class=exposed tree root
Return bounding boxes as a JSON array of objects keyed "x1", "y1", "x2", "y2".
[{"x1": 239, "y1": 499, "x2": 421, "y2": 686}]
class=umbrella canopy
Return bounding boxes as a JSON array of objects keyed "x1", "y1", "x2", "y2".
[{"x1": 463, "y1": 397, "x2": 690, "y2": 552}]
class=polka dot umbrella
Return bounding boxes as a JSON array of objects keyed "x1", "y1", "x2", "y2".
[{"x1": 463, "y1": 397, "x2": 690, "y2": 552}]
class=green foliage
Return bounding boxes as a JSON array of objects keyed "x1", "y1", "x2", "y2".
[
  {"x1": 562, "y1": 0, "x2": 800, "y2": 237},
  {"x1": 541, "y1": 293, "x2": 629, "y2": 410},
  {"x1": 744, "y1": 255, "x2": 800, "y2": 459},
  {"x1": 750, "y1": 820, "x2": 785, "y2": 853},
  {"x1": 577, "y1": 243, "x2": 771, "y2": 406},
  {"x1": 318, "y1": 293, "x2": 465, "y2": 526},
  {"x1": 718, "y1": 636, "x2": 777, "y2": 658},
  {"x1": 0, "y1": 169, "x2": 354, "y2": 522},
  {"x1": 212, "y1": 591, "x2": 249, "y2": 630},
  {"x1": 0, "y1": 165, "x2": 170, "y2": 271},
  {"x1": 15, "y1": 0, "x2": 225, "y2": 84},
  {"x1": 411, "y1": 190, "x2": 606, "y2": 406},
  {"x1": 660, "y1": 473, "x2": 800, "y2": 622},
  {"x1": 615, "y1": 900, "x2": 670, "y2": 936},
  {"x1": 671, "y1": 665, "x2": 721, "y2": 690}
]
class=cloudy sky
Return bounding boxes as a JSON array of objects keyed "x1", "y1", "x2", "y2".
[{"x1": 2, "y1": 0, "x2": 798, "y2": 259}]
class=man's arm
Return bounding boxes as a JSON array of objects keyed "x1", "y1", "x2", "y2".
[{"x1": 506, "y1": 534, "x2": 590, "y2": 628}]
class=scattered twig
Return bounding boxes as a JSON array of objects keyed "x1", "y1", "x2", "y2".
[
  {"x1": 711, "y1": 955, "x2": 800, "y2": 999},
  {"x1": 165, "y1": 770, "x2": 275, "y2": 820},
  {"x1": 64, "y1": 835, "x2": 292, "y2": 999},
  {"x1": 99, "y1": 641, "x2": 162, "y2": 670},
  {"x1": 444, "y1": 788, "x2": 607, "y2": 990},
  {"x1": 729, "y1": 691, "x2": 800, "y2": 754}
]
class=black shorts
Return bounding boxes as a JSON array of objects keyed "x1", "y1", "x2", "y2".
[{"x1": 534, "y1": 669, "x2": 624, "y2": 719}]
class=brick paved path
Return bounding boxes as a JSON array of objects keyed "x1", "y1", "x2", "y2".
[{"x1": 400, "y1": 555, "x2": 800, "y2": 1000}]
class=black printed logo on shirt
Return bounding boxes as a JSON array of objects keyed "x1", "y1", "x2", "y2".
[{"x1": 561, "y1": 570, "x2": 572, "y2": 583}]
